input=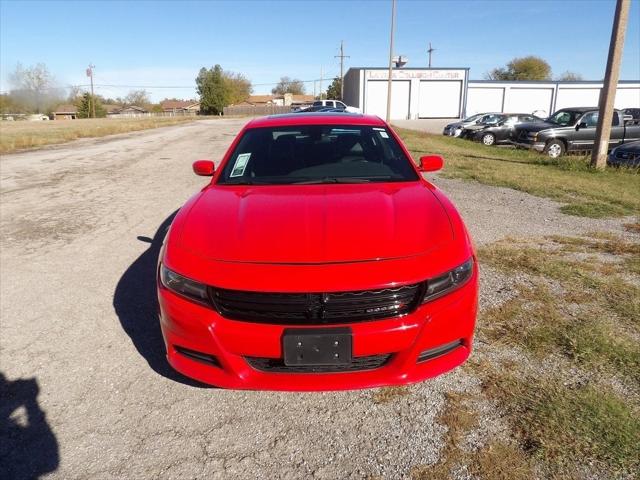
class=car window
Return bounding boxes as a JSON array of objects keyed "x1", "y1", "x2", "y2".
[
  {"x1": 547, "y1": 110, "x2": 581, "y2": 126},
  {"x1": 218, "y1": 125, "x2": 420, "y2": 185},
  {"x1": 581, "y1": 112, "x2": 599, "y2": 127},
  {"x1": 313, "y1": 101, "x2": 322, "y2": 107},
  {"x1": 336, "y1": 101, "x2": 346, "y2": 108}
]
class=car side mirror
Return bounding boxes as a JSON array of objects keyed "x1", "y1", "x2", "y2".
[
  {"x1": 419, "y1": 155, "x2": 444, "y2": 172},
  {"x1": 193, "y1": 160, "x2": 215, "y2": 176},
  {"x1": 576, "y1": 122, "x2": 588, "y2": 130}
]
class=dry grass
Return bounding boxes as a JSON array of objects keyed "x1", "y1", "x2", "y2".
[
  {"x1": 372, "y1": 385, "x2": 410, "y2": 404},
  {"x1": 470, "y1": 233, "x2": 640, "y2": 477},
  {"x1": 0, "y1": 117, "x2": 197, "y2": 153},
  {"x1": 479, "y1": 364, "x2": 640, "y2": 477},
  {"x1": 478, "y1": 235, "x2": 640, "y2": 381},
  {"x1": 395, "y1": 127, "x2": 640, "y2": 218},
  {"x1": 410, "y1": 391, "x2": 534, "y2": 480}
]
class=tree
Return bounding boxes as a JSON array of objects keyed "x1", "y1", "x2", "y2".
[
  {"x1": 557, "y1": 71, "x2": 583, "y2": 81},
  {"x1": 8, "y1": 62, "x2": 61, "y2": 113},
  {"x1": 196, "y1": 66, "x2": 253, "y2": 114},
  {"x1": 325, "y1": 77, "x2": 342, "y2": 100},
  {"x1": 486, "y1": 56, "x2": 552, "y2": 81},
  {"x1": 124, "y1": 90, "x2": 151, "y2": 107},
  {"x1": 196, "y1": 65, "x2": 229, "y2": 115},
  {"x1": 271, "y1": 76, "x2": 305, "y2": 95},
  {"x1": 223, "y1": 72, "x2": 252, "y2": 105},
  {"x1": 76, "y1": 92, "x2": 106, "y2": 118},
  {"x1": 0, "y1": 93, "x2": 25, "y2": 114}
]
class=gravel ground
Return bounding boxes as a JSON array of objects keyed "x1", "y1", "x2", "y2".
[{"x1": 0, "y1": 119, "x2": 632, "y2": 479}]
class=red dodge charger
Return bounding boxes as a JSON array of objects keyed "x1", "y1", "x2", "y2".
[{"x1": 157, "y1": 113, "x2": 478, "y2": 390}]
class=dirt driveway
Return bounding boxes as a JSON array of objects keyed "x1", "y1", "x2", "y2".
[{"x1": 0, "y1": 119, "x2": 629, "y2": 479}]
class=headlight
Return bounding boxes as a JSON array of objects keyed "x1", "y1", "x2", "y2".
[
  {"x1": 422, "y1": 258, "x2": 474, "y2": 303},
  {"x1": 159, "y1": 264, "x2": 209, "y2": 304}
]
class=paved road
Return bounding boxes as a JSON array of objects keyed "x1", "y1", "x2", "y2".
[{"x1": 0, "y1": 119, "x2": 627, "y2": 479}]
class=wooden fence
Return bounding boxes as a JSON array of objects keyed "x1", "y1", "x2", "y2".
[{"x1": 223, "y1": 105, "x2": 293, "y2": 116}]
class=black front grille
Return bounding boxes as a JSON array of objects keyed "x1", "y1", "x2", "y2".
[
  {"x1": 211, "y1": 283, "x2": 423, "y2": 325},
  {"x1": 245, "y1": 353, "x2": 392, "y2": 373}
]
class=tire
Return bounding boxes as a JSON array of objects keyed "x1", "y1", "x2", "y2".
[
  {"x1": 481, "y1": 133, "x2": 496, "y2": 146},
  {"x1": 544, "y1": 139, "x2": 565, "y2": 158}
]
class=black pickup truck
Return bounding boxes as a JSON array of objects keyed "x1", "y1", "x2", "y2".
[{"x1": 512, "y1": 107, "x2": 640, "y2": 158}]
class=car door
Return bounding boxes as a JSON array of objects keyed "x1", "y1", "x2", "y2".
[
  {"x1": 609, "y1": 113, "x2": 624, "y2": 147},
  {"x1": 573, "y1": 111, "x2": 599, "y2": 150}
]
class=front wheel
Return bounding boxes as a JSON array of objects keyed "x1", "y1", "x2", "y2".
[
  {"x1": 481, "y1": 133, "x2": 496, "y2": 146},
  {"x1": 544, "y1": 139, "x2": 565, "y2": 158}
]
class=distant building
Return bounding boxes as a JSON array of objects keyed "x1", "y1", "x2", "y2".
[
  {"x1": 107, "y1": 105, "x2": 149, "y2": 117},
  {"x1": 160, "y1": 100, "x2": 200, "y2": 114},
  {"x1": 52, "y1": 104, "x2": 78, "y2": 120}
]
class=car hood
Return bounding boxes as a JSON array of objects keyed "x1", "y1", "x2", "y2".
[{"x1": 177, "y1": 183, "x2": 454, "y2": 264}]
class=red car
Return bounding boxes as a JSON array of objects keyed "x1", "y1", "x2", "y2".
[{"x1": 158, "y1": 113, "x2": 478, "y2": 390}]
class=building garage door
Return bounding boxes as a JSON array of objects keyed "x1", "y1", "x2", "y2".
[
  {"x1": 614, "y1": 88, "x2": 640, "y2": 108},
  {"x1": 465, "y1": 87, "x2": 504, "y2": 116},
  {"x1": 555, "y1": 88, "x2": 600, "y2": 110},
  {"x1": 505, "y1": 88, "x2": 553, "y2": 118},
  {"x1": 364, "y1": 80, "x2": 410, "y2": 120},
  {"x1": 418, "y1": 81, "x2": 462, "y2": 118}
]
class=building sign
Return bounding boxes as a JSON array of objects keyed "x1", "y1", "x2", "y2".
[{"x1": 366, "y1": 69, "x2": 466, "y2": 80}]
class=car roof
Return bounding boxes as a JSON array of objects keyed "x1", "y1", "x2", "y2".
[
  {"x1": 557, "y1": 107, "x2": 599, "y2": 112},
  {"x1": 246, "y1": 112, "x2": 386, "y2": 128}
]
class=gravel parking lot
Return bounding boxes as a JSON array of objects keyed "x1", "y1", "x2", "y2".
[{"x1": 0, "y1": 119, "x2": 631, "y2": 479}]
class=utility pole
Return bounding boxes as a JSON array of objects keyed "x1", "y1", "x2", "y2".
[
  {"x1": 86, "y1": 64, "x2": 95, "y2": 118},
  {"x1": 386, "y1": 0, "x2": 396, "y2": 123},
  {"x1": 591, "y1": 0, "x2": 630, "y2": 169},
  {"x1": 319, "y1": 66, "x2": 323, "y2": 100},
  {"x1": 427, "y1": 42, "x2": 435, "y2": 68},
  {"x1": 334, "y1": 40, "x2": 350, "y2": 100}
]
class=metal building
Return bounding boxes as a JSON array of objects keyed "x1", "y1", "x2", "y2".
[
  {"x1": 343, "y1": 67, "x2": 469, "y2": 120},
  {"x1": 343, "y1": 67, "x2": 640, "y2": 120}
]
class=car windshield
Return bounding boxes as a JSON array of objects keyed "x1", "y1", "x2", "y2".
[
  {"x1": 546, "y1": 110, "x2": 582, "y2": 126},
  {"x1": 463, "y1": 113, "x2": 483, "y2": 122},
  {"x1": 217, "y1": 125, "x2": 420, "y2": 185}
]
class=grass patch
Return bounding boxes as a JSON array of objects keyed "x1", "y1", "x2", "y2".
[
  {"x1": 478, "y1": 235, "x2": 640, "y2": 381},
  {"x1": 372, "y1": 385, "x2": 410, "y2": 404},
  {"x1": 395, "y1": 127, "x2": 640, "y2": 218},
  {"x1": 410, "y1": 391, "x2": 534, "y2": 480},
  {"x1": 0, "y1": 116, "x2": 197, "y2": 153},
  {"x1": 480, "y1": 366, "x2": 640, "y2": 477}
]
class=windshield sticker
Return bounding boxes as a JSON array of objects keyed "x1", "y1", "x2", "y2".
[
  {"x1": 230, "y1": 153, "x2": 251, "y2": 177},
  {"x1": 379, "y1": 131, "x2": 389, "y2": 139}
]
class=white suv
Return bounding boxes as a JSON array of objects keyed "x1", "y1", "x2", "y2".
[{"x1": 312, "y1": 100, "x2": 361, "y2": 113}]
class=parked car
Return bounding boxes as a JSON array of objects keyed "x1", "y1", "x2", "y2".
[
  {"x1": 608, "y1": 140, "x2": 640, "y2": 168},
  {"x1": 623, "y1": 108, "x2": 640, "y2": 124},
  {"x1": 467, "y1": 113, "x2": 544, "y2": 146},
  {"x1": 158, "y1": 112, "x2": 478, "y2": 390},
  {"x1": 296, "y1": 105, "x2": 346, "y2": 113},
  {"x1": 512, "y1": 107, "x2": 640, "y2": 158},
  {"x1": 459, "y1": 113, "x2": 507, "y2": 139},
  {"x1": 442, "y1": 113, "x2": 498, "y2": 137}
]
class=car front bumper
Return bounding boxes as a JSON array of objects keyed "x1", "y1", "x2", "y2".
[{"x1": 158, "y1": 269, "x2": 478, "y2": 391}]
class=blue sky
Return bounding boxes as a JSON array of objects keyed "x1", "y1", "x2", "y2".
[{"x1": 1, "y1": 0, "x2": 639, "y2": 102}]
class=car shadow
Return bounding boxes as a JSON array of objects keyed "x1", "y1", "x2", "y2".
[
  {"x1": 113, "y1": 211, "x2": 208, "y2": 388},
  {"x1": 0, "y1": 373, "x2": 59, "y2": 479}
]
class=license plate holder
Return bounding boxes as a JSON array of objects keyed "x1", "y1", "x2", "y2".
[{"x1": 283, "y1": 328, "x2": 352, "y2": 366}]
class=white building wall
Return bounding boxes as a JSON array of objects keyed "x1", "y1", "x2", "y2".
[
  {"x1": 343, "y1": 68, "x2": 640, "y2": 120},
  {"x1": 345, "y1": 68, "x2": 469, "y2": 120},
  {"x1": 467, "y1": 81, "x2": 640, "y2": 117}
]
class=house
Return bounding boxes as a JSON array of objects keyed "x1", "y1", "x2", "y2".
[
  {"x1": 230, "y1": 94, "x2": 315, "y2": 108},
  {"x1": 52, "y1": 104, "x2": 77, "y2": 120},
  {"x1": 108, "y1": 105, "x2": 149, "y2": 117},
  {"x1": 160, "y1": 99, "x2": 200, "y2": 114}
]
